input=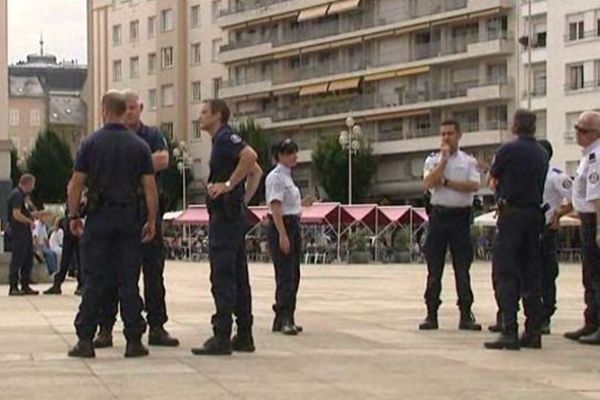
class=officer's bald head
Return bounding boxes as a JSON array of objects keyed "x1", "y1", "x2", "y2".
[
  {"x1": 101, "y1": 90, "x2": 127, "y2": 119},
  {"x1": 576, "y1": 111, "x2": 600, "y2": 147}
]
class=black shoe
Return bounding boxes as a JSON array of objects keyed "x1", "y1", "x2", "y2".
[
  {"x1": 578, "y1": 328, "x2": 600, "y2": 345},
  {"x1": 281, "y1": 321, "x2": 298, "y2": 336},
  {"x1": 272, "y1": 316, "x2": 282, "y2": 332},
  {"x1": 148, "y1": 326, "x2": 180, "y2": 347},
  {"x1": 74, "y1": 287, "x2": 82, "y2": 296},
  {"x1": 8, "y1": 286, "x2": 24, "y2": 296},
  {"x1": 125, "y1": 340, "x2": 149, "y2": 358},
  {"x1": 43, "y1": 285, "x2": 62, "y2": 295},
  {"x1": 291, "y1": 317, "x2": 303, "y2": 333},
  {"x1": 191, "y1": 336, "x2": 233, "y2": 356},
  {"x1": 484, "y1": 332, "x2": 520, "y2": 350},
  {"x1": 541, "y1": 320, "x2": 551, "y2": 335},
  {"x1": 564, "y1": 325, "x2": 598, "y2": 341},
  {"x1": 21, "y1": 286, "x2": 39, "y2": 295},
  {"x1": 520, "y1": 332, "x2": 542, "y2": 349},
  {"x1": 459, "y1": 311, "x2": 482, "y2": 331},
  {"x1": 232, "y1": 333, "x2": 256, "y2": 353},
  {"x1": 68, "y1": 340, "x2": 95, "y2": 358},
  {"x1": 419, "y1": 312, "x2": 438, "y2": 330},
  {"x1": 93, "y1": 327, "x2": 113, "y2": 349},
  {"x1": 488, "y1": 311, "x2": 502, "y2": 332}
]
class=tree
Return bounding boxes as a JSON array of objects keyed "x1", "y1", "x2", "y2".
[
  {"x1": 10, "y1": 147, "x2": 22, "y2": 187},
  {"x1": 236, "y1": 119, "x2": 273, "y2": 205},
  {"x1": 312, "y1": 134, "x2": 377, "y2": 204},
  {"x1": 26, "y1": 130, "x2": 73, "y2": 206},
  {"x1": 159, "y1": 133, "x2": 193, "y2": 212}
]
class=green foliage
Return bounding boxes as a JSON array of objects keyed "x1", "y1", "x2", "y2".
[
  {"x1": 312, "y1": 134, "x2": 377, "y2": 203},
  {"x1": 10, "y1": 147, "x2": 22, "y2": 187},
  {"x1": 235, "y1": 119, "x2": 273, "y2": 205},
  {"x1": 348, "y1": 228, "x2": 370, "y2": 252},
  {"x1": 26, "y1": 130, "x2": 73, "y2": 206},
  {"x1": 159, "y1": 133, "x2": 193, "y2": 211},
  {"x1": 393, "y1": 228, "x2": 411, "y2": 252}
]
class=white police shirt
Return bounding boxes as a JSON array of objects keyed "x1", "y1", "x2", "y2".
[
  {"x1": 423, "y1": 149, "x2": 480, "y2": 208},
  {"x1": 543, "y1": 167, "x2": 573, "y2": 224},
  {"x1": 265, "y1": 163, "x2": 302, "y2": 216},
  {"x1": 573, "y1": 138, "x2": 600, "y2": 213}
]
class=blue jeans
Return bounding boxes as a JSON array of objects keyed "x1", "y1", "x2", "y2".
[{"x1": 41, "y1": 247, "x2": 58, "y2": 275}]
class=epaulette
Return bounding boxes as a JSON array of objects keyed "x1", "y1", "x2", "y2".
[{"x1": 552, "y1": 168, "x2": 562, "y2": 173}]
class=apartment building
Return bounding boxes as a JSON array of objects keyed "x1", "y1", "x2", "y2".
[
  {"x1": 218, "y1": 0, "x2": 517, "y2": 202},
  {"x1": 520, "y1": 0, "x2": 600, "y2": 176},
  {"x1": 0, "y1": 0, "x2": 12, "y2": 183},
  {"x1": 87, "y1": 0, "x2": 226, "y2": 199}
]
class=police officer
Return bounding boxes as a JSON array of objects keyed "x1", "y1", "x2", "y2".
[
  {"x1": 91, "y1": 90, "x2": 179, "y2": 349},
  {"x1": 6, "y1": 174, "x2": 38, "y2": 296},
  {"x1": 420, "y1": 119, "x2": 481, "y2": 331},
  {"x1": 538, "y1": 140, "x2": 573, "y2": 334},
  {"x1": 485, "y1": 109, "x2": 548, "y2": 350},
  {"x1": 266, "y1": 138, "x2": 314, "y2": 336},
  {"x1": 67, "y1": 90, "x2": 158, "y2": 358},
  {"x1": 191, "y1": 99, "x2": 263, "y2": 356},
  {"x1": 564, "y1": 111, "x2": 600, "y2": 345}
]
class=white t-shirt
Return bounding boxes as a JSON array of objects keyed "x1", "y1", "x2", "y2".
[
  {"x1": 49, "y1": 228, "x2": 64, "y2": 254},
  {"x1": 32, "y1": 220, "x2": 49, "y2": 247}
]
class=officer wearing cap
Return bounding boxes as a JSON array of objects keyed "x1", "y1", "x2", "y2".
[
  {"x1": 92, "y1": 90, "x2": 179, "y2": 349},
  {"x1": 538, "y1": 140, "x2": 573, "y2": 334},
  {"x1": 485, "y1": 109, "x2": 548, "y2": 351},
  {"x1": 565, "y1": 111, "x2": 600, "y2": 345},
  {"x1": 67, "y1": 90, "x2": 158, "y2": 358},
  {"x1": 191, "y1": 99, "x2": 263, "y2": 356},
  {"x1": 266, "y1": 138, "x2": 314, "y2": 336},
  {"x1": 421, "y1": 119, "x2": 482, "y2": 331}
]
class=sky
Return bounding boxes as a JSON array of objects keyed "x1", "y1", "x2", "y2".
[{"x1": 7, "y1": 0, "x2": 87, "y2": 65}]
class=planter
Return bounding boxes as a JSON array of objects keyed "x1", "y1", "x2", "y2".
[{"x1": 349, "y1": 251, "x2": 372, "y2": 264}]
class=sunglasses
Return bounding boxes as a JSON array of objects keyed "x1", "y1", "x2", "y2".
[{"x1": 575, "y1": 125, "x2": 599, "y2": 134}]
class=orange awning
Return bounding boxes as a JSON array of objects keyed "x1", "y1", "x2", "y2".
[
  {"x1": 329, "y1": 77, "x2": 360, "y2": 91},
  {"x1": 297, "y1": 4, "x2": 329, "y2": 22},
  {"x1": 299, "y1": 82, "x2": 329, "y2": 96},
  {"x1": 328, "y1": 0, "x2": 361, "y2": 15}
]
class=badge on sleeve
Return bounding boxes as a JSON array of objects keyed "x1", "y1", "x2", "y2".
[
  {"x1": 589, "y1": 172, "x2": 600, "y2": 184},
  {"x1": 562, "y1": 179, "x2": 572, "y2": 190},
  {"x1": 231, "y1": 134, "x2": 242, "y2": 144}
]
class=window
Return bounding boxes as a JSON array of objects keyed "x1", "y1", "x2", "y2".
[
  {"x1": 569, "y1": 20, "x2": 584, "y2": 41},
  {"x1": 212, "y1": 0, "x2": 220, "y2": 22},
  {"x1": 161, "y1": 84, "x2": 174, "y2": 107},
  {"x1": 453, "y1": 109, "x2": 479, "y2": 132},
  {"x1": 212, "y1": 39, "x2": 222, "y2": 61},
  {"x1": 113, "y1": 60, "x2": 122, "y2": 81},
  {"x1": 30, "y1": 109, "x2": 40, "y2": 127},
  {"x1": 596, "y1": 60, "x2": 600, "y2": 86},
  {"x1": 212, "y1": 78, "x2": 222, "y2": 98},
  {"x1": 9, "y1": 109, "x2": 19, "y2": 127},
  {"x1": 192, "y1": 81, "x2": 202, "y2": 103},
  {"x1": 536, "y1": 31, "x2": 547, "y2": 47},
  {"x1": 486, "y1": 105, "x2": 508, "y2": 130},
  {"x1": 486, "y1": 15, "x2": 508, "y2": 40},
  {"x1": 192, "y1": 120, "x2": 202, "y2": 141},
  {"x1": 129, "y1": 56, "x2": 139, "y2": 79},
  {"x1": 191, "y1": 5, "x2": 200, "y2": 27},
  {"x1": 533, "y1": 70, "x2": 547, "y2": 95},
  {"x1": 191, "y1": 43, "x2": 201, "y2": 65},
  {"x1": 160, "y1": 9, "x2": 174, "y2": 32},
  {"x1": 161, "y1": 122, "x2": 174, "y2": 138},
  {"x1": 129, "y1": 20, "x2": 139, "y2": 42},
  {"x1": 148, "y1": 53, "x2": 157, "y2": 75},
  {"x1": 565, "y1": 112, "x2": 581, "y2": 143},
  {"x1": 569, "y1": 64, "x2": 584, "y2": 90},
  {"x1": 112, "y1": 24, "x2": 122, "y2": 46},
  {"x1": 147, "y1": 16, "x2": 156, "y2": 38},
  {"x1": 486, "y1": 62, "x2": 507, "y2": 84},
  {"x1": 161, "y1": 47, "x2": 174, "y2": 69},
  {"x1": 148, "y1": 89, "x2": 157, "y2": 110}
]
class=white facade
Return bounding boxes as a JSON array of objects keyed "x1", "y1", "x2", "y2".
[{"x1": 0, "y1": 0, "x2": 12, "y2": 182}]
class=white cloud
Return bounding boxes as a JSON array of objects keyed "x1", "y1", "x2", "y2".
[{"x1": 7, "y1": 0, "x2": 86, "y2": 65}]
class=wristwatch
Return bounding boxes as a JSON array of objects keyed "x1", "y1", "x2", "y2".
[{"x1": 224, "y1": 180, "x2": 232, "y2": 189}]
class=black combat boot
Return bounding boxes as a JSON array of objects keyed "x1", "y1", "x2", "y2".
[
  {"x1": 540, "y1": 318, "x2": 551, "y2": 335},
  {"x1": 8, "y1": 285, "x2": 24, "y2": 296},
  {"x1": 232, "y1": 329, "x2": 256, "y2": 353},
  {"x1": 191, "y1": 335, "x2": 233, "y2": 356},
  {"x1": 125, "y1": 339, "x2": 149, "y2": 358},
  {"x1": 484, "y1": 325, "x2": 520, "y2": 350},
  {"x1": 418, "y1": 309, "x2": 438, "y2": 330},
  {"x1": 272, "y1": 314, "x2": 282, "y2": 332},
  {"x1": 291, "y1": 315, "x2": 303, "y2": 333},
  {"x1": 21, "y1": 286, "x2": 39, "y2": 295},
  {"x1": 93, "y1": 326, "x2": 114, "y2": 349},
  {"x1": 459, "y1": 308, "x2": 482, "y2": 331},
  {"x1": 43, "y1": 284, "x2": 62, "y2": 295},
  {"x1": 68, "y1": 340, "x2": 95, "y2": 358},
  {"x1": 488, "y1": 311, "x2": 502, "y2": 333},
  {"x1": 519, "y1": 331, "x2": 542, "y2": 349},
  {"x1": 578, "y1": 327, "x2": 600, "y2": 345},
  {"x1": 564, "y1": 325, "x2": 598, "y2": 341},
  {"x1": 280, "y1": 318, "x2": 298, "y2": 336},
  {"x1": 148, "y1": 326, "x2": 180, "y2": 347}
]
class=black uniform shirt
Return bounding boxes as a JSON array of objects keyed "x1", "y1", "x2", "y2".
[
  {"x1": 74, "y1": 123, "x2": 154, "y2": 206},
  {"x1": 489, "y1": 135, "x2": 548, "y2": 207},
  {"x1": 7, "y1": 187, "x2": 32, "y2": 233},
  {"x1": 208, "y1": 124, "x2": 247, "y2": 207}
]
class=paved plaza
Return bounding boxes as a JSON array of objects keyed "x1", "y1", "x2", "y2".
[{"x1": 0, "y1": 261, "x2": 599, "y2": 399}]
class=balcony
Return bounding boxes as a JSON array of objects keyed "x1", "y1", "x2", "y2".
[
  {"x1": 565, "y1": 80, "x2": 600, "y2": 95},
  {"x1": 520, "y1": 0, "x2": 547, "y2": 17},
  {"x1": 218, "y1": 0, "x2": 329, "y2": 28},
  {"x1": 220, "y1": 36, "x2": 512, "y2": 99}
]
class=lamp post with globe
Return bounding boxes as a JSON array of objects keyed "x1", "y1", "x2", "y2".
[
  {"x1": 338, "y1": 117, "x2": 362, "y2": 205},
  {"x1": 172, "y1": 141, "x2": 192, "y2": 258}
]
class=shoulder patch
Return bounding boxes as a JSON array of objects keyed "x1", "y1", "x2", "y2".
[
  {"x1": 589, "y1": 172, "x2": 599, "y2": 184},
  {"x1": 231, "y1": 134, "x2": 242, "y2": 144},
  {"x1": 562, "y1": 179, "x2": 573, "y2": 190}
]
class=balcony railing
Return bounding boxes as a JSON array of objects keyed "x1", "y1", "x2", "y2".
[
  {"x1": 220, "y1": 0, "x2": 291, "y2": 16},
  {"x1": 220, "y1": 0, "x2": 469, "y2": 53},
  {"x1": 565, "y1": 80, "x2": 600, "y2": 93},
  {"x1": 564, "y1": 29, "x2": 600, "y2": 43},
  {"x1": 223, "y1": 35, "x2": 509, "y2": 89}
]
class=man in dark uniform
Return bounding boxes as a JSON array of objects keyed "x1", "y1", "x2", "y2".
[
  {"x1": 191, "y1": 99, "x2": 262, "y2": 356},
  {"x1": 67, "y1": 90, "x2": 158, "y2": 358},
  {"x1": 485, "y1": 109, "x2": 548, "y2": 350},
  {"x1": 6, "y1": 174, "x2": 38, "y2": 296},
  {"x1": 91, "y1": 90, "x2": 179, "y2": 349}
]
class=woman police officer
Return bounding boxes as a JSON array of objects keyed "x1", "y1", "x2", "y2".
[{"x1": 265, "y1": 138, "x2": 314, "y2": 335}]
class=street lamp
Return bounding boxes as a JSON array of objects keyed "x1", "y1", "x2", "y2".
[
  {"x1": 173, "y1": 142, "x2": 192, "y2": 259},
  {"x1": 338, "y1": 117, "x2": 362, "y2": 205}
]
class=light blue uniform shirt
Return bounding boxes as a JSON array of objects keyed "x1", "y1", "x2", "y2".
[{"x1": 266, "y1": 164, "x2": 302, "y2": 216}]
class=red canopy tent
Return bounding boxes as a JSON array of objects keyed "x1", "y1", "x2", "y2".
[
  {"x1": 174, "y1": 205, "x2": 210, "y2": 225},
  {"x1": 247, "y1": 206, "x2": 269, "y2": 230}
]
